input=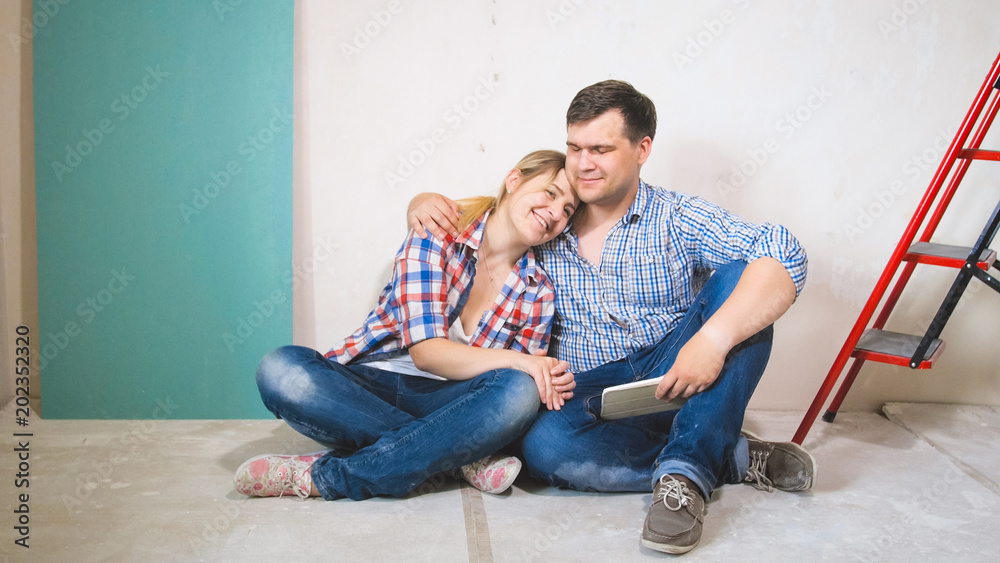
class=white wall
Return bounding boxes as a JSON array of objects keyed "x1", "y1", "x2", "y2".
[{"x1": 293, "y1": 0, "x2": 1000, "y2": 412}]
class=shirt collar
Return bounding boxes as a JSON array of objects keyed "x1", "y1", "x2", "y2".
[
  {"x1": 455, "y1": 210, "x2": 488, "y2": 249},
  {"x1": 621, "y1": 179, "x2": 652, "y2": 225}
]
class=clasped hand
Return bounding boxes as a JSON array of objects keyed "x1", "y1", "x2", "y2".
[{"x1": 514, "y1": 351, "x2": 575, "y2": 411}]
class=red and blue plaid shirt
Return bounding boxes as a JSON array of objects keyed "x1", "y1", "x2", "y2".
[{"x1": 326, "y1": 212, "x2": 555, "y2": 364}]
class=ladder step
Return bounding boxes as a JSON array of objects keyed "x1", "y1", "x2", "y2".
[
  {"x1": 904, "y1": 242, "x2": 996, "y2": 269},
  {"x1": 852, "y1": 329, "x2": 944, "y2": 369},
  {"x1": 957, "y1": 148, "x2": 1000, "y2": 161}
]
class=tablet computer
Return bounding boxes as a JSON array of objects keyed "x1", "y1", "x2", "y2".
[{"x1": 599, "y1": 376, "x2": 688, "y2": 420}]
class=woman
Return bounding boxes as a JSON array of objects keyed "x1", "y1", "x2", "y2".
[{"x1": 235, "y1": 150, "x2": 579, "y2": 501}]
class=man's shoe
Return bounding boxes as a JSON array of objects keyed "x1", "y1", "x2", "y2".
[
  {"x1": 742, "y1": 431, "x2": 816, "y2": 492},
  {"x1": 460, "y1": 454, "x2": 522, "y2": 494},
  {"x1": 641, "y1": 474, "x2": 705, "y2": 554},
  {"x1": 234, "y1": 453, "x2": 318, "y2": 499}
]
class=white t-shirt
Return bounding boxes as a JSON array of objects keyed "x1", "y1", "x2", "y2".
[{"x1": 362, "y1": 316, "x2": 473, "y2": 380}]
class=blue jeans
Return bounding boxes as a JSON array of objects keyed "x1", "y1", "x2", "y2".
[
  {"x1": 520, "y1": 261, "x2": 769, "y2": 499},
  {"x1": 256, "y1": 346, "x2": 541, "y2": 500}
]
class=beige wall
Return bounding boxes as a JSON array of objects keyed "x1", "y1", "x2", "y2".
[{"x1": 1, "y1": 0, "x2": 36, "y2": 411}]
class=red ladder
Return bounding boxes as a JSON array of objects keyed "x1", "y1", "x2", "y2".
[{"x1": 793, "y1": 51, "x2": 1000, "y2": 445}]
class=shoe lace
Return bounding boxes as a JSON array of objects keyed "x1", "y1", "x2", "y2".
[
  {"x1": 278, "y1": 462, "x2": 311, "y2": 500},
  {"x1": 744, "y1": 449, "x2": 775, "y2": 492},
  {"x1": 655, "y1": 475, "x2": 695, "y2": 512}
]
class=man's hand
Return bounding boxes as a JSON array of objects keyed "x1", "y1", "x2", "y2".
[
  {"x1": 542, "y1": 350, "x2": 576, "y2": 401},
  {"x1": 407, "y1": 192, "x2": 461, "y2": 239},
  {"x1": 655, "y1": 258, "x2": 797, "y2": 402},
  {"x1": 655, "y1": 328, "x2": 730, "y2": 401},
  {"x1": 513, "y1": 352, "x2": 575, "y2": 410}
]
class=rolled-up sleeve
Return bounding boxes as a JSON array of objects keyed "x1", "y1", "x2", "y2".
[{"x1": 389, "y1": 231, "x2": 450, "y2": 347}]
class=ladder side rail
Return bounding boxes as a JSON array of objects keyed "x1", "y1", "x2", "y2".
[
  {"x1": 872, "y1": 262, "x2": 919, "y2": 328},
  {"x1": 874, "y1": 63, "x2": 1000, "y2": 330},
  {"x1": 820, "y1": 357, "x2": 868, "y2": 424},
  {"x1": 918, "y1": 90, "x2": 1000, "y2": 243},
  {"x1": 970, "y1": 266, "x2": 1000, "y2": 294},
  {"x1": 909, "y1": 270, "x2": 975, "y2": 367}
]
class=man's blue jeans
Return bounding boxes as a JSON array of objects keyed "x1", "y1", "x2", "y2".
[
  {"x1": 256, "y1": 346, "x2": 541, "y2": 500},
  {"x1": 520, "y1": 261, "x2": 769, "y2": 499}
]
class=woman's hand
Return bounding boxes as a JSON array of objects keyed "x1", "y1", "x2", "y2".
[
  {"x1": 513, "y1": 351, "x2": 575, "y2": 411},
  {"x1": 407, "y1": 192, "x2": 461, "y2": 240}
]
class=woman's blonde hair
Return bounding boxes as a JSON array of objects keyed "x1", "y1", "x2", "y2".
[{"x1": 455, "y1": 149, "x2": 567, "y2": 230}]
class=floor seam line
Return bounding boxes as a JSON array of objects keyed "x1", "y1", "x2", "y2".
[
  {"x1": 461, "y1": 484, "x2": 494, "y2": 562},
  {"x1": 883, "y1": 407, "x2": 1000, "y2": 497}
]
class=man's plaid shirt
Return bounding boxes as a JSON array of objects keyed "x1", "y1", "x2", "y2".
[{"x1": 538, "y1": 181, "x2": 808, "y2": 373}]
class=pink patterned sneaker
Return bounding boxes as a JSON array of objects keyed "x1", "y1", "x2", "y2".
[
  {"x1": 234, "y1": 453, "x2": 318, "y2": 499},
  {"x1": 460, "y1": 454, "x2": 522, "y2": 494},
  {"x1": 292, "y1": 450, "x2": 329, "y2": 464}
]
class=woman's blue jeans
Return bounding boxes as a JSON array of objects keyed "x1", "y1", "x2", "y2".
[
  {"x1": 256, "y1": 346, "x2": 541, "y2": 500},
  {"x1": 520, "y1": 261, "x2": 769, "y2": 499}
]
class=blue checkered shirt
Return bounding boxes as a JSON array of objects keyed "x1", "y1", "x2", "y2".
[{"x1": 537, "y1": 181, "x2": 807, "y2": 373}]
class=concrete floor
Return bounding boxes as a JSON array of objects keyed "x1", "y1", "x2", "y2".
[{"x1": 1, "y1": 403, "x2": 998, "y2": 562}]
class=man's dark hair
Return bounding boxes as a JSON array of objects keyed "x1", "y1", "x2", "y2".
[{"x1": 566, "y1": 80, "x2": 657, "y2": 144}]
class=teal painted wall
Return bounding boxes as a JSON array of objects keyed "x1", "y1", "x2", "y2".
[{"x1": 34, "y1": 0, "x2": 294, "y2": 419}]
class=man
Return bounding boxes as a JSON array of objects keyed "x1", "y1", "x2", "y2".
[{"x1": 408, "y1": 80, "x2": 814, "y2": 555}]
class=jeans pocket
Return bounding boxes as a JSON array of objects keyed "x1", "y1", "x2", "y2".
[{"x1": 583, "y1": 394, "x2": 603, "y2": 422}]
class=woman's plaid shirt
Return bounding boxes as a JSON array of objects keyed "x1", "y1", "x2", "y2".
[{"x1": 326, "y1": 212, "x2": 555, "y2": 364}]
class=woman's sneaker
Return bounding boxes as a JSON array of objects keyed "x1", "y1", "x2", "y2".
[
  {"x1": 234, "y1": 451, "x2": 327, "y2": 499},
  {"x1": 459, "y1": 454, "x2": 522, "y2": 494}
]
